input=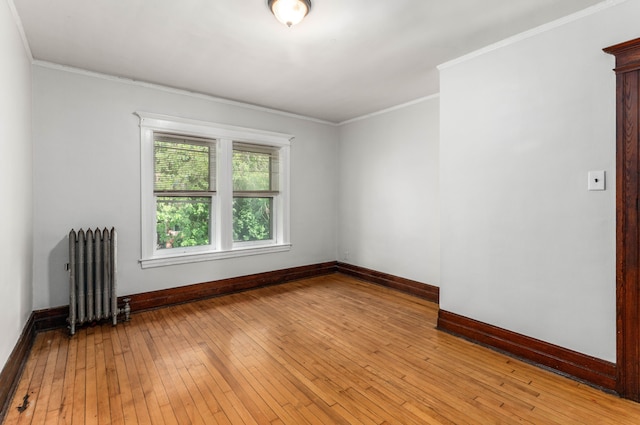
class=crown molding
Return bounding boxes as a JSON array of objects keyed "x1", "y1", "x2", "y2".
[
  {"x1": 338, "y1": 93, "x2": 440, "y2": 126},
  {"x1": 6, "y1": 0, "x2": 32, "y2": 61},
  {"x1": 438, "y1": 0, "x2": 630, "y2": 71},
  {"x1": 33, "y1": 60, "x2": 441, "y2": 128},
  {"x1": 32, "y1": 60, "x2": 337, "y2": 126}
]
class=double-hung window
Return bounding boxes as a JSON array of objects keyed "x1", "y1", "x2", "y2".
[
  {"x1": 137, "y1": 112, "x2": 291, "y2": 268},
  {"x1": 154, "y1": 135, "x2": 216, "y2": 251},
  {"x1": 232, "y1": 143, "x2": 279, "y2": 244}
]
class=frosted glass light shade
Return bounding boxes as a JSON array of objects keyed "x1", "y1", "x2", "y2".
[{"x1": 268, "y1": 0, "x2": 311, "y2": 28}]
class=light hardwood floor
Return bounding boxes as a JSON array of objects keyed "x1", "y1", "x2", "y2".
[{"x1": 4, "y1": 274, "x2": 640, "y2": 424}]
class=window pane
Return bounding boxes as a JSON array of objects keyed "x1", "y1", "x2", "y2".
[
  {"x1": 155, "y1": 139, "x2": 214, "y2": 191},
  {"x1": 156, "y1": 197, "x2": 211, "y2": 249},
  {"x1": 233, "y1": 147, "x2": 278, "y2": 191},
  {"x1": 233, "y1": 197, "x2": 273, "y2": 242}
]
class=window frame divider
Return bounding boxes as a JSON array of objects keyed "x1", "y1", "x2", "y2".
[{"x1": 217, "y1": 139, "x2": 234, "y2": 251}]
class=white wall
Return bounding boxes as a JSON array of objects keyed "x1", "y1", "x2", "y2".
[
  {"x1": 439, "y1": 0, "x2": 640, "y2": 362},
  {"x1": 338, "y1": 98, "x2": 440, "y2": 286},
  {"x1": 32, "y1": 65, "x2": 338, "y2": 310},
  {"x1": 0, "y1": 1, "x2": 33, "y2": 370}
]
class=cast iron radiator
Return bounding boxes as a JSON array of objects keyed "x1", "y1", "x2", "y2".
[{"x1": 67, "y1": 227, "x2": 130, "y2": 335}]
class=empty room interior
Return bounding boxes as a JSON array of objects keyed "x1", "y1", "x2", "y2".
[{"x1": 5, "y1": 0, "x2": 640, "y2": 423}]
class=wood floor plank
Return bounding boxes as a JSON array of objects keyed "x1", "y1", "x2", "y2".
[
  {"x1": 136, "y1": 326, "x2": 177, "y2": 425},
  {"x1": 155, "y1": 314, "x2": 222, "y2": 424},
  {"x1": 116, "y1": 325, "x2": 154, "y2": 425},
  {"x1": 176, "y1": 304, "x2": 273, "y2": 424},
  {"x1": 5, "y1": 336, "x2": 42, "y2": 425},
  {"x1": 29, "y1": 333, "x2": 59, "y2": 424},
  {"x1": 126, "y1": 325, "x2": 171, "y2": 425},
  {"x1": 135, "y1": 316, "x2": 181, "y2": 425},
  {"x1": 44, "y1": 331, "x2": 70, "y2": 425},
  {"x1": 92, "y1": 326, "x2": 112, "y2": 425},
  {"x1": 102, "y1": 328, "x2": 124, "y2": 425},
  {"x1": 6, "y1": 274, "x2": 640, "y2": 425},
  {"x1": 84, "y1": 328, "x2": 99, "y2": 425},
  {"x1": 111, "y1": 326, "x2": 139, "y2": 425},
  {"x1": 56, "y1": 330, "x2": 78, "y2": 425},
  {"x1": 139, "y1": 312, "x2": 208, "y2": 425},
  {"x1": 71, "y1": 328, "x2": 87, "y2": 425},
  {"x1": 9, "y1": 333, "x2": 49, "y2": 425}
]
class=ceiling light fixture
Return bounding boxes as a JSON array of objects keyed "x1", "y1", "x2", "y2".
[{"x1": 268, "y1": 0, "x2": 311, "y2": 28}]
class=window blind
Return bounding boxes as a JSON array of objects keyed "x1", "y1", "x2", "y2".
[
  {"x1": 232, "y1": 142, "x2": 279, "y2": 194},
  {"x1": 154, "y1": 134, "x2": 216, "y2": 194}
]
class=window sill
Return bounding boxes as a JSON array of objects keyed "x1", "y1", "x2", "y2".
[{"x1": 139, "y1": 244, "x2": 292, "y2": 269}]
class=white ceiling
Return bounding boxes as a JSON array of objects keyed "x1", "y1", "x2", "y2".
[{"x1": 13, "y1": 0, "x2": 604, "y2": 123}]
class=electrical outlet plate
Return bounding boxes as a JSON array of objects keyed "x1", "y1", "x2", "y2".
[{"x1": 588, "y1": 170, "x2": 605, "y2": 191}]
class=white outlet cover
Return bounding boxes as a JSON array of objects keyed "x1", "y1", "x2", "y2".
[{"x1": 588, "y1": 170, "x2": 605, "y2": 191}]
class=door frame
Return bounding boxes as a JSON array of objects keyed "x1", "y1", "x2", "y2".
[{"x1": 605, "y1": 37, "x2": 640, "y2": 401}]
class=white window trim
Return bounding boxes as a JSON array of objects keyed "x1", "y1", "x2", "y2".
[{"x1": 136, "y1": 112, "x2": 292, "y2": 268}]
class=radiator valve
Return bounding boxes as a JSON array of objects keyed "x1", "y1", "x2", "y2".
[{"x1": 122, "y1": 298, "x2": 131, "y2": 322}]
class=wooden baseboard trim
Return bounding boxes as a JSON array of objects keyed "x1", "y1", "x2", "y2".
[
  {"x1": 437, "y1": 310, "x2": 616, "y2": 391},
  {"x1": 33, "y1": 306, "x2": 68, "y2": 332},
  {"x1": 337, "y1": 262, "x2": 439, "y2": 303},
  {"x1": 33, "y1": 261, "x2": 340, "y2": 332},
  {"x1": 0, "y1": 313, "x2": 36, "y2": 423},
  {"x1": 31, "y1": 262, "x2": 439, "y2": 331},
  {"x1": 128, "y1": 261, "x2": 338, "y2": 312}
]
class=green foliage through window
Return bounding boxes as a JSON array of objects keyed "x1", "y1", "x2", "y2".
[
  {"x1": 233, "y1": 197, "x2": 272, "y2": 242},
  {"x1": 156, "y1": 197, "x2": 210, "y2": 249}
]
